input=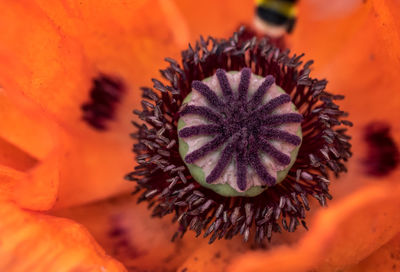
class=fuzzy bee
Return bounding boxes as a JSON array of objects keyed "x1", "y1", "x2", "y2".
[{"x1": 254, "y1": 0, "x2": 298, "y2": 36}]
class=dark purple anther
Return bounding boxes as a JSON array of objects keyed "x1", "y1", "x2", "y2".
[{"x1": 128, "y1": 27, "x2": 352, "y2": 244}]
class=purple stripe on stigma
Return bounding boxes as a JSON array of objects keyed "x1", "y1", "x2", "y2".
[
  {"x1": 179, "y1": 124, "x2": 222, "y2": 137},
  {"x1": 216, "y1": 69, "x2": 234, "y2": 99}
]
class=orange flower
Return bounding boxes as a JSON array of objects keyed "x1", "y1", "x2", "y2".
[{"x1": 0, "y1": 0, "x2": 399, "y2": 271}]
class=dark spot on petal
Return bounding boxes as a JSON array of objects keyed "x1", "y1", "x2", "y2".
[
  {"x1": 108, "y1": 226, "x2": 125, "y2": 237},
  {"x1": 108, "y1": 215, "x2": 143, "y2": 259},
  {"x1": 82, "y1": 74, "x2": 125, "y2": 130},
  {"x1": 363, "y1": 122, "x2": 399, "y2": 176},
  {"x1": 370, "y1": 54, "x2": 375, "y2": 61}
]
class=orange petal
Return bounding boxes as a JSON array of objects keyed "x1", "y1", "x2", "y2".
[
  {"x1": 174, "y1": 0, "x2": 254, "y2": 39},
  {"x1": 291, "y1": 0, "x2": 400, "y2": 128},
  {"x1": 345, "y1": 232, "x2": 400, "y2": 272},
  {"x1": 177, "y1": 238, "x2": 251, "y2": 272},
  {"x1": 291, "y1": 0, "x2": 400, "y2": 196},
  {"x1": 0, "y1": 0, "x2": 258, "y2": 208},
  {"x1": 225, "y1": 169, "x2": 400, "y2": 272},
  {"x1": 53, "y1": 194, "x2": 200, "y2": 271},
  {"x1": 0, "y1": 200, "x2": 126, "y2": 272},
  {"x1": 0, "y1": 0, "x2": 255, "y2": 130},
  {"x1": 0, "y1": 90, "x2": 58, "y2": 165},
  {"x1": 2, "y1": 85, "x2": 134, "y2": 209},
  {"x1": 0, "y1": 0, "x2": 92, "y2": 130},
  {"x1": 0, "y1": 0, "x2": 186, "y2": 130},
  {"x1": 0, "y1": 91, "x2": 60, "y2": 211},
  {"x1": 320, "y1": 1, "x2": 400, "y2": 128},
  {"x1": 288, "y1": 0, "x2": 368, "y2": 70},
  {"x1": 180, "y1": 2, "x2": 400, "y2": 270},
  {"x1": 0, "y1": 154, "x2": 58, "y2": 211},
  {"x1": 0, "y1": 138, "x2": 38, "y2": 173},
  {"x1": 311, "y1": 0, "x2": 400, "y2": 202},
  {"x1": 0, "y1": 0, "x2": 190, "y2": 208}
]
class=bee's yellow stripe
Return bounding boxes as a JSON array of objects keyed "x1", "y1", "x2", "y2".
[{"x1": 255, "y1": 0, "x2": 297, "y2": 18}]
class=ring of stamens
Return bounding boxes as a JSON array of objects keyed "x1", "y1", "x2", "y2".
[{"x1": 178, "y1": 68, "x2": 303, "y2": 196}]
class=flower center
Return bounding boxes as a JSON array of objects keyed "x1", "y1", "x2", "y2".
[
  {"x1": 178, "y1": 68, "x2": 303, "y2": 196},
  {"x1": 128, "y1": 28, "x2": 352, "y2": 243}
]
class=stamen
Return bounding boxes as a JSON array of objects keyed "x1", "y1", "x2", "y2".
[{"x1": 129, "y1": 27, "x2": 352, "y2": 244}]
